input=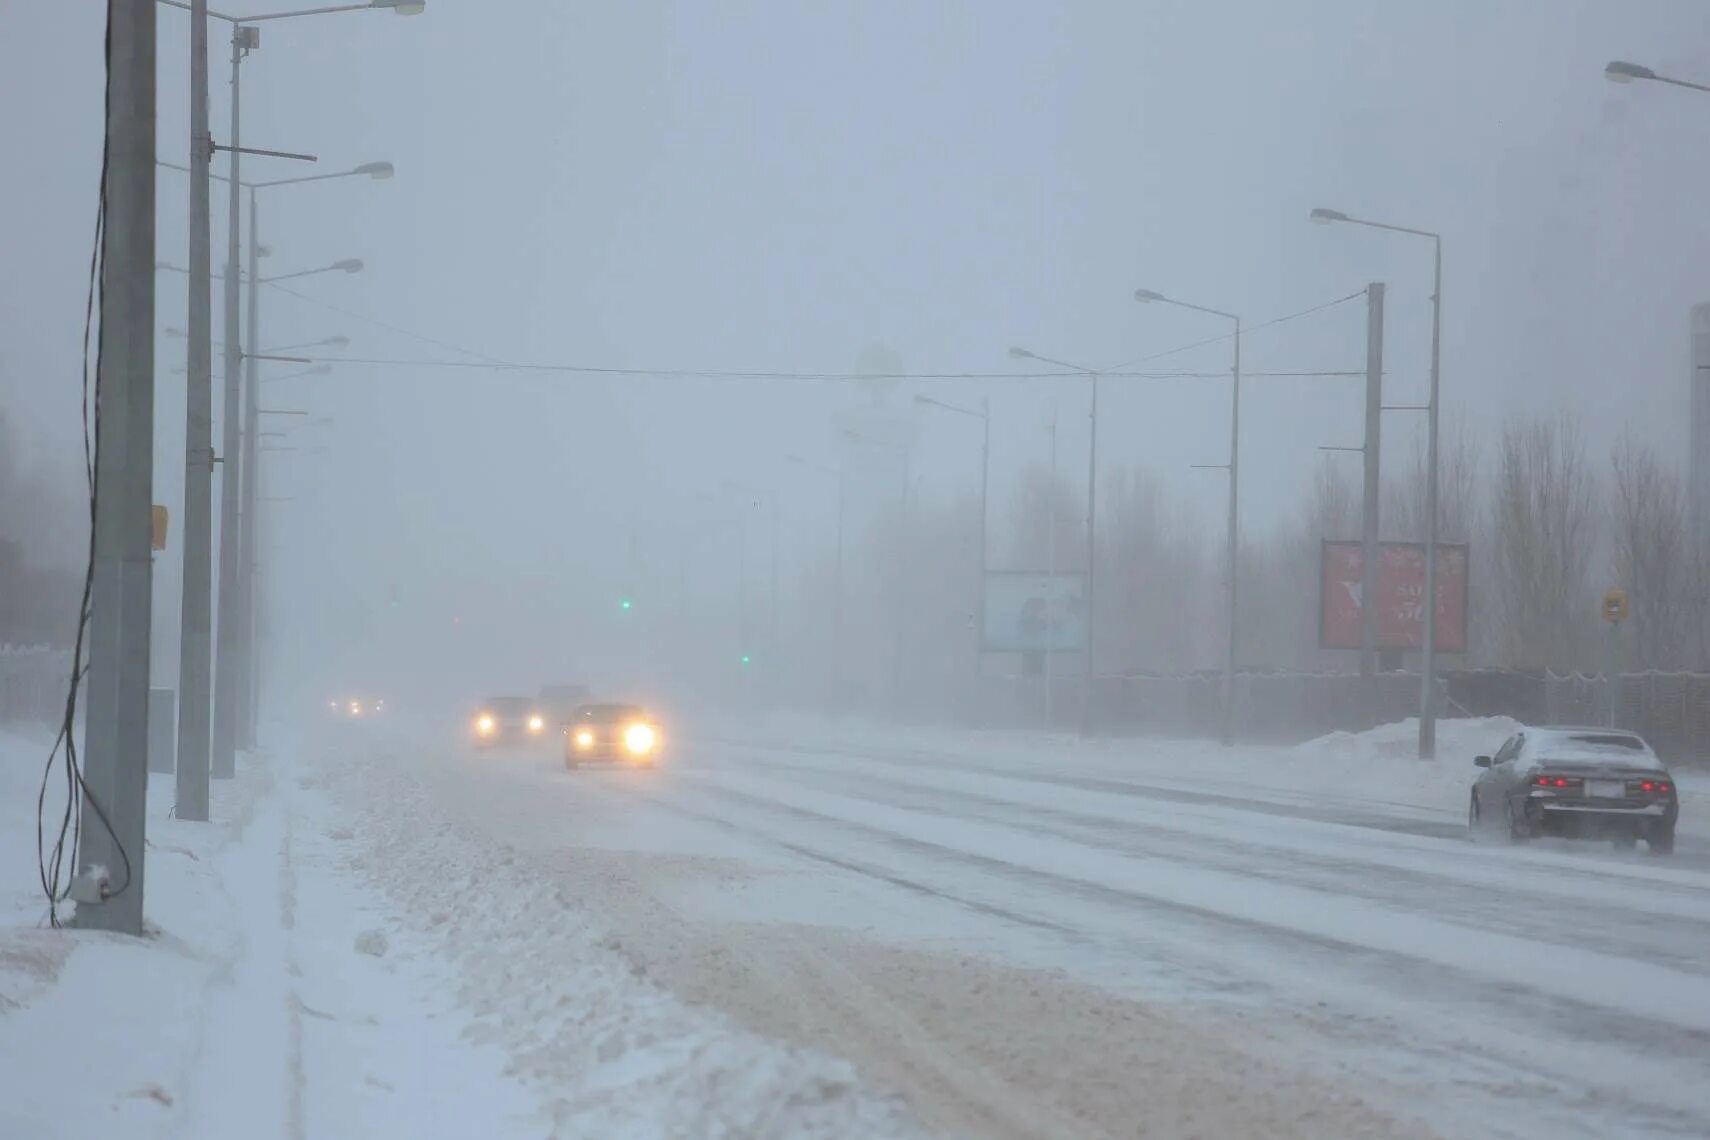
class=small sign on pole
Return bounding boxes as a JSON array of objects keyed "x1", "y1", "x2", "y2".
[
  {"x1": 1602, "y1": 587, "x2": 1628, "y2": 623},
  {"x1": 151, "y1": 504, "x2": 169, "y2": 551}
]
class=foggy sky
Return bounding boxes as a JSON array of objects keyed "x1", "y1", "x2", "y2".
[{"x1": 5, "y1": 1, "x2": 1710, "y2": 696}]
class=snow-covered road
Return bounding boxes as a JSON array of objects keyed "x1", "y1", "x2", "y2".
[{"x1": 338, "y1": 717, "x2": 1710, "y2": 1140}]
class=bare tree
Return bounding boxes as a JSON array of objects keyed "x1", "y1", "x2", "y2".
[
  {"x1": 1609, "y1": 436, "x2": 1690, "y2": 670},
  {"x1": 1383, "y1": 414, "x2": 1481, "y2": 545},
  {"x1": 1489, "y1": 414, "x2": 1600, "y2": 670}
]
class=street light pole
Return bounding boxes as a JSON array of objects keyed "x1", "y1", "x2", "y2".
[
  {"x1": 1135, "y1": 291, "x2": 1242, "y2": 745},
  {"x1": 210, "y1": 22, "x2": 248, "y2": 780},
  {"x1": 1009, "y1": 347, "x2": 1100, "y2": 734},
  {"x1": 913, "y1": 393, "x2": 993, "y2": 676},
  {"x1": 177, "y1": 0, "x2": 215, "y2": 820},
  {"x1": 1421, "y1": 238, "x2": 1443, "y2": 758},
  {"x1": 1312, "y1": 207, "x2": 1443, "y2": 758},
  {"x1": 237, "y1": 186, "x2": 261, "y2": 747}
]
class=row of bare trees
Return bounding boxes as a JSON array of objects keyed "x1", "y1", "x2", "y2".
[{"x1": 768, "y1": 412, "x2": 1705, "y2": 714}]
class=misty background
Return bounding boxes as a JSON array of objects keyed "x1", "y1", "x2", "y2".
[{"x1": 5, "y1": 1, "x2": 1710, "y2": 720}]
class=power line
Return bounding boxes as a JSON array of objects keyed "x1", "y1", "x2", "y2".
[{"x1": 1111, "y1": 288, "x2": 1368, "y2": 371}]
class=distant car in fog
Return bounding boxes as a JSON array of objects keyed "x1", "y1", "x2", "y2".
[
  {"x1": 471, "y1": 695, "x2": 548, "y2": 747},
  {"x1": 537, "y1": 683, "x2": 591, "y2": 728},
  {"x1": 1470, "y1": 726, "x2": 1678, "y2": 855},
  {"x1": 566, "y1": 703, "x2": 661, "y2": 767},
  {"x1": 329, "y1": 695, "x2": 384, "y2": 720}
]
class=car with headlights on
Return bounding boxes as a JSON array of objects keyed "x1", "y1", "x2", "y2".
[
  {"x1": 471, "y1": 695, "x2": 549, "y2": 748},
  {"x1": 537, "y1": 683, "x2": 591, "y2": 730},
  {"x1": 566, "y1": 703, "x2": 661, "y2": 767},
  {"x1": 1470, "y1": 726, "x2": 1679, "y2": 855},
  {"x1": 329, "y1": 695, "x2": 384, "y2": 720}
]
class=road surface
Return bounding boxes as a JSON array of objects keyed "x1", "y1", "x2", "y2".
[{"x1": 319, "y1": 723, "x2": 1710, "y2": 1139}]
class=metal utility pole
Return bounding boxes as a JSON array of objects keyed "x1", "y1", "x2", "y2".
[
  {"x1": 237, "y1": 187, "x2": 261, "y2": 748},
  {"x1": 76, "y1": 0, "x2": 156, "y2": 934},
  {"x1": 1134, "y1": 290, "x2": 1242, "y2": 745},
  {"x1": 1082, "y1": 373, "x2": 1099, "y2": 734},
  {"x1": 176, "y1": 0, "x2": 215, "y2": 822},
  {"x1": 1418, "y1": 241, "x2": 1443, "y2": 759},
  {"x1": 1361, "y1": 283, "x2": 1385, "y2": 726},
  {"x1": 211, "y1": 22, "x2": 251, "y2": 780},
  {"x1": 978, "y1": 397, "x2": 991, "y2": 658},
  {"x1": 1046, "y1": 401, "x2": 1058, "y2": 731}
]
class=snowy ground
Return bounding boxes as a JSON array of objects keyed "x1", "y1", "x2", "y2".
[
  {"x1": 0, "y1": 727, "x2": 921, "y2": 1139},
  {"x1": 4, "y1": 714, "x2": 1708, "y2": 1139}
]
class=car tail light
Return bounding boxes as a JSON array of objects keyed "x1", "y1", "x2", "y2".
[
  {"x1": 1629, "y1": 779, "x2": 1674, "y2": 795},
  {"x1": 1533, "y1": 775, "x2": 1581, "y2": 790}
]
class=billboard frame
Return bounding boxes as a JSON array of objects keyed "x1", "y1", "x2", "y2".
[
  {"x1": 981, "y1": 569, "x2": 1088, "y2": 654},
  {"x1": 1317, "y1": 538, "x2": 1471, "y2": 654}
]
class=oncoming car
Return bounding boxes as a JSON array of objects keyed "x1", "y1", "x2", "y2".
[
  {"x1": 1470, "y1": 726, "x2": 1679, "y2": 855},
  {"x1": 329, "y1": 696, "x2": 384, "y2": 720},
  {"x1": 471, "y1": 696, "x2": 549, "y2": 747},
  {"x1": 566, "y1": 703, "x2": 662, "y2": 767}
]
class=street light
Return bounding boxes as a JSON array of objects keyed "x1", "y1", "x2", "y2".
[
  {"x1": 1312, "y1": 205, "x2": 1443, "y2": 759},
  {"x1": 156, "y1": 0, "x2": 419, "y2": 805},
  {"x1": 914, "y1": 393, "x2": 993, "y2": 669},
  {"x1": 1135, "y1": 288, "x2": 1242, "y2": 747},
  {"x1": 1008, "y1": 345, "x2": 1100, "y2": 735},
  {"x1": 1604, "y1": 59, "x2": 1710, "y2": 93}
]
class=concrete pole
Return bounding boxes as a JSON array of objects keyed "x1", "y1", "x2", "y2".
[
  {"x1": 1045, "y1": 402, "x2": 1057, "y2": 730},
  {"x1": 1222, "y1": 319, "x2": 1242, "y2": 746},
  {"x1": 75, "y1": 0, "x2": 156, "y2": 934},
  {"x1": 211, "y1": 26, "x2": 246, "y2": 779},
  {"x1": 1418, "y1": 239, "x2": 1443, "y2": 759},
  {"x1": 832, "y1": 470, "x2": 846, "y2": 707},
  {"x1": 237, "y1": 188, "x2": 261, "y2": 748},
  {"x1": 977, "y1": 397, "x2": 991, "y2": 668},
  {"x1": 176, "y1": 0, "x2": 215, "y2": 822},
  {"x1": 1080, "y1": 374, "x2": 1100, "y2": 736},
  {"x1": 1360, "y1": 283, "x2": 1385, "y2": 727}
]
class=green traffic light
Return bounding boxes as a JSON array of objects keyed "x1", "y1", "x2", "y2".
[
  {"x1": 620, "y1": 599, "x2": 632, "y2": 611},
  {"x1": 740, "y1": 654, "x2": 751, "y2": 665}
]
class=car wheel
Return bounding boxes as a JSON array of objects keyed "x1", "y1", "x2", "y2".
[
  {"x1": 1649, "y1": 828, "x2": 1675, "y2": 857},
  {"x1": 1504, "y1": 798, "x2": 1532, "y2": 843}
]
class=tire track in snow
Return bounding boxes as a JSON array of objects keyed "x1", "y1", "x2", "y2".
[{"x1": 595, "y1": 762, "x2": 1710, "y2": 1140}]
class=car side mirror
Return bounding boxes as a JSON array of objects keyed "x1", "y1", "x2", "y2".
[{"x1": 1474, "y1": 756, "x2": 1492, "y2": 768}]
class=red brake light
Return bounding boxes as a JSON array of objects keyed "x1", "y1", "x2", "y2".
[
  {"x1": 1533, "y1": 775, "x2": 1550, "y2": 787},
  {"x1": 1659, "y1": 782, "x2": 1672, "y2": 794},
  {"x1": 1640, "y1": 781, "x2": 1656, "y2": 793}
]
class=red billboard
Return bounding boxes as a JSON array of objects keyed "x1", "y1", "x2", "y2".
[{"x1": 1319, "y1": 540, "x2": 1469, "y2": 653}]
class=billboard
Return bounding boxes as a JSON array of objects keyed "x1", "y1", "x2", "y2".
[
  {"x1": 1319, "y1": 540, "x2": 1469, "y2": 653},
  {"x1": 983, "y1": 572, "x2": 1087, "y2": 652}
]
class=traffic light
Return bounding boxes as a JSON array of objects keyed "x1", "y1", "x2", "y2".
[
  {"x1": 740, "y1": 654, "x2": 751, "y2": 666},
  {"x1": 620, "y1": 598, "x2": 632, "y2": 611}
]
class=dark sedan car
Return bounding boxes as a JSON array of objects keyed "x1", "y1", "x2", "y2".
[
  {"x1": 1470, "y1": 726, "x2": 1678, "y2": 855},
  {"x1": 565, "y1": 703, "x2": 661, "y2": 767},
  {"x1": 471, "y1": 695, "x2": 549, "y2": 748}
]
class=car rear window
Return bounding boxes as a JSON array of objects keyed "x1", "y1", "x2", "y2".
[{"x1": 1563, "y1": 733, "x2": 1645, "y2": 750}]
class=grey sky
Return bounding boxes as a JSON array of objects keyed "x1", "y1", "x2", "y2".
[{"x1": 4, "y1": 1, "x2": 1709, "y2": 687}]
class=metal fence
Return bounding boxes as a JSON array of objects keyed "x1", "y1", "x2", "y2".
[
  {"x1": 1545, "y1": 670, "x2": 1710, "y2": 766},
  {"x1": 0, "y1": 645, "x2": 72, "y2": 726},
  {"x1": 966, "y1": 666, "x2": 1710, "y2": 765}
]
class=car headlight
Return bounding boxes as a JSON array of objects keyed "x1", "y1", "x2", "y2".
[
  {"x1": 476, "y1": 714, "x2": 495, "y2": 734},
  {"x1": 528, "y1": 715, "x2": 545, "y2": 733},
  {"x1": 349, "y1": 701, "x2": 362, "y2": 716},
  {"x1": 624, "y1": 723, "x2": 656, "y2": 755},
  {"x1": 574, "y1": 728, "x2": 595, "y2": 749}
]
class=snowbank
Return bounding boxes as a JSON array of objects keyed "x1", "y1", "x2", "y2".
[{"x1": 305, "y1": 733, "x2": 928, "y2": 1140}]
